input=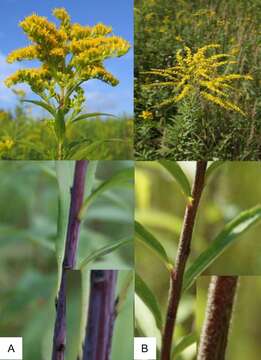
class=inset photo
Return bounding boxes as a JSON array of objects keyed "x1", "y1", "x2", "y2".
[
  {"x1": 0, "y1": 1, "x2": 133, "y2": 160},
  {"x1": 134, "y1": 0, "x2": 261, "y2": 160},
  {"x1": 0, "y1": 160, "x2": 134, "y2": 359},
  {"x1": 197, "y1": 276, "x2": 261, "y2": 360}
]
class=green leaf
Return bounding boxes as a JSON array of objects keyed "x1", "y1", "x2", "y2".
[
  {"x1": 55, "y1": 161, "x2": 75, "y2": 293},
  {"x1": 79, "y1": 167, "x2": 133, "y2": 219},
  {"x1": 54, "y1": 108, "x2": 66, "y2": 142},
  {"x1": 22, "y1": 99, "x2": 56, "y2": 117},
  {"x1": 172, "y1": 333, "x2": 197, "y2": 358},
  {"x1": 205, "y1": 161, "x2": 225, "y2": 182},
  {"x1": 68, "y1": 139, "x2": 125, "y2": 159},
  {"x1": 135, "y1": 221, "x2": 171, "y2": 270},
  {"x1": 135, "y1": 273, "x2": 162, "y2": 330},
  {"x1": 183, "y1": 205, "x2": 261, "y2": 292},
  {"x1": 72, "y1": 112, "x2": 117, "y2": 123},
  {"x1": 159, "y1": 160, "x2": 191, "y2": 198},
  {"x1": 79, "y1": 236, "x2": 132, "y2": 269}
]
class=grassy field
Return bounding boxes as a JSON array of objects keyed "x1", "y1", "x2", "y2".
[
  {"x1": 135, "y1": 0, "x2": 261, "y2": 160},
  {"x1": 0, "y1": 106, "x2": 133, "y2": 160}
]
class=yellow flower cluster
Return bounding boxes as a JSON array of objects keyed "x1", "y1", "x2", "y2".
[
  {"x1": 139, "y1": 110, "x2": 153, "y2": 121},
  {"x1": 5, "y1": 8, "x2": 130, "y2": 97},
  {"x1": 145, "y1": 44, "x2": 252, "y2": 115},
  {"x1": 0, "y1": 137, "x2": 14, "y2": 151}
]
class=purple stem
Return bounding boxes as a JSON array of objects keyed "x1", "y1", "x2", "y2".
[
  {"x1": 52, "y1": 160, "x2": 88, "y2": 360},
  {"x1": 82, "y1": 270, "x2": 118, "y2": 360},
  {"x1": 63, "y1": 160, "x2": 89, "y2": 270}
]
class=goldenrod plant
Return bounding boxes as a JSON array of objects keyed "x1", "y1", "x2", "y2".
[
  {"x1": 145, "y1": 45, "x2": 252, "y2": 115},
  {"x1": 135, "y1": 0, "x2": 261, "y2": 160},
  {"x1": 5, "y1": 8, "x2": 130, "y2": 159}
]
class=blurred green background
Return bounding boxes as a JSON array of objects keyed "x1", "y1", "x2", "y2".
[
  {"x1": 197, "y1": 276, "x2": 261, "y2": 360},
  {"x1": 135, "y1": 161, "x2": 261, "y2": 359},
  {"x1": 0, "y1": 160, "x2": 134, "y2": 359}
]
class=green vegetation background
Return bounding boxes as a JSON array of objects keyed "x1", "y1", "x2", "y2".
[
  {"x1": 135, "y1": 0, "x2": 261, "y2": 160},
  {"x1": 0, "y1": 161, "x2": 134, "y2": 359},
  {"x1": 0, "y1": 105, "x2": 133, "y2": 160}
]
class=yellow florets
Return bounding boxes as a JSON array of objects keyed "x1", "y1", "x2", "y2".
[
  {"x1": 145, "y1": 44, "x2": 253, "y2": 115},
  {"x1": 5, "y1": 8, "x2": 130, "y2": 98},
  {"x1": 139, "y1": 110, "x2": 153, "y2": 120},
  {"x1": 0, "y1": 137, "x2": 14, "y2": 151}
]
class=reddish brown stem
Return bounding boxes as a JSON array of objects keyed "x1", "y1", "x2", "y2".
[
  {"x1": 161, "y1": 161, "x2": 207, "y2": 360},
  {"x1": 197, "y1": 276, "x2": 238, "y2": 360},
  {"x1": 82, "y1": 270, "x2": 118, "y2": 360}
]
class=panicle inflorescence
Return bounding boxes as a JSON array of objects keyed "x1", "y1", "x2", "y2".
[
  {"x1": 144, "y1": 44, "x2": 253, "y2": 115},
  {"x1": 5, "y1": 8, "x2": 130, "y2": 100}
]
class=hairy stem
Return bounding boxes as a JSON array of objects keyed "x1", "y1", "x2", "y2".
[
  {"x1": 161, "y1": 161, "x2": 207, "y2": 360},
  {"x1": 197, "y1": 276, "x2": 238, "y2": 360},
  {"x1": 52, "y1": 160, "x2": 88, "y2": 360},
  {"x1": 82, "y1": 270, "x2": 118, "y2": 360}
]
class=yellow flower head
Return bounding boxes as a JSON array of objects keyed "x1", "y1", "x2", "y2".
[
  {"x1": 139, "y1": 110, "x2": 153, "y2": 121},
  {"x1": 0, "y1": 137, "x2": 14, "y2": 151},
  {"x1": 5, "y1": 8, "x2": 130, "y2": 99},
  {"x1": 144, "y1": 44, "x2": 253, "y2": 115}
]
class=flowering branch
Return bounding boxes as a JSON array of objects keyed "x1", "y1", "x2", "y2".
[
  {"x1": 197, "y1": 276, "x2": 238, "y2": 360},
  {"x1": 5, "y1": 8, "x2": 130, "y2": 158},
  {"x1": 161, "y1": 161, "x2": 207, "y2": 360},
  {"x1": 82, "y1": 270, "x2": 118, "y2": 360},
  {"x1": 52, "y1": 160, "x2": 88, "y2": 360}
]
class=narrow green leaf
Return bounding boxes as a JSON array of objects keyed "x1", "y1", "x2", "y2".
[
  {"x1": 135, "y1": 273, "x2": 162, "y2": 330},
  {"x1": 22, "y1": 99, "x2": 56, "y2": 117},
  {"x1": 135, "y1": 221, "x2": 171, "y2": 270},
  {"x1": 72, "y1": 112, "x2": 116, "y2": 123},
  {"x1": 79, "y1": 236, "x2": 132, "y2": 269},
  {"x1": 54, "y1": 108, "x2": 66, "y2": 141},
  {"x1": 183, "y1": 205, "x2": 261, "y2": 292},
  {"x1": 68, "y1": 139, "x2": 125, "y2": 159},
  {"x1": 79, "y1": 167, "x2": 133, "y2": 220},
  {"x1": 172, "y1": 333, "x2": 197, "y2": 358},
  {"x1": 159, "y1": 160, "x2": 191, "y2": 198},
  {"x1": 55, "y1": 161, "x2": 75, "y2": 293},
  {"x1": 205, "y1": 161, "x2": 225, "y2": 182},
  {"x1": 116, "y1": 272, "x2": 134, "y2": 314}
]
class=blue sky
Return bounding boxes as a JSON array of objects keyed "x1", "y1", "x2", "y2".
[{"x1": 0, "y1": 0, "x2": 133, "y2": 116}]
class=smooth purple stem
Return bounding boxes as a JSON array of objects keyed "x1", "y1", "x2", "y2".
[
  {"x1": 52, "y1": 160, "x2": 88, "y2": 360},
  {"x1": 83, "y1": 270, "x2": 118, "y2": 360},
  {"x1": 63, "y1": 160, "x2": 88, "y2": 269}
]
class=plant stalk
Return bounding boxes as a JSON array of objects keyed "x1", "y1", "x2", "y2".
[
  {"x1": 161, "y1": 161, "x2": 207, "y2": 360},
  {"x1": 52, "y1": 160, "x2": 88, "y2": 360},
  {"x1": 82, "y1": 270, "x2": 118, "y2": 360},
  {"x1": 197, "y1": 276, "x2": 238, "y2": 360}
]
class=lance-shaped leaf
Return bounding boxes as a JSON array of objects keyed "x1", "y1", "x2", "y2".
[
  {"x1": 79, "y1": 236, "x2": 132, "y2": 269},
  {"x1": 135, "y1": 273, "x2": 163, "y2": 330},
  {"x1": 183, "y1": 205, "x2": 261, "y2": 292},
  {"x1": 159, "y1": 160, "x2": 191, "y2": 198},
  {"x1": 135, "y1": 221, "x2": 171, "y2": 270},
  {"x1": 205, "y1": 161, "x2": 225, "y2": 182},
  {"x1": 72, "y1": 112, "x2": 117, "y2": 123},
  {"x1": 172, "y1": 333, "x2": 197, "y2": 358},
  {"x1": 79, "y1": 167, "x2": 133, "y2": 220},
  {"x1": 22, "y1": 99, "x2": 56, "y2": 117},
  {"x1": 68, "y1": 139, "x2": 125, "y2": 159},
  {"x1": 55, "y1": 161, "x2": 75, "y2": 292}
]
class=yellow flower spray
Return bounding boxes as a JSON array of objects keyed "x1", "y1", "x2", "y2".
[
  {"x1": 5, "y1": 8, "x2": 130, "y2": 159},
  {"x1": 144, "y1": 44, "x2": 252, "y2": 116}
]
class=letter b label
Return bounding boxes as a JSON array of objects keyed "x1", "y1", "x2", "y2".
[{"x1": 134, "y1": 337, "x2": 156, "y2": 359}]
